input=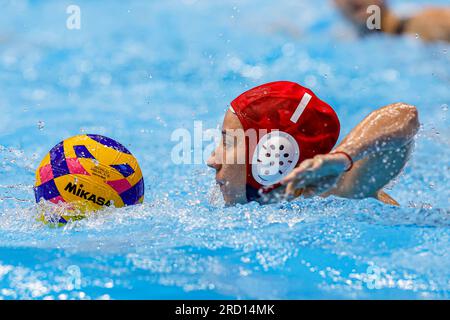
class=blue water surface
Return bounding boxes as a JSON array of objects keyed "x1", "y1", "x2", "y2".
[{"x1": 0, "y1": 0, "x2": 449, "y2": 299}]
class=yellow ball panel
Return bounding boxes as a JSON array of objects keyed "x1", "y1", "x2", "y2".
[
  {"x1": 78, "y1": 158, "x2": 124, "y2": 182},
  {"x1": 53, "y1": 174, "x2": 125, "y2": 210}
]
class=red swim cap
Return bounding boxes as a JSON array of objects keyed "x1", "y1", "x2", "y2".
[{"x1": 230, "y1": 81, "x2": 340, "y2": 198}]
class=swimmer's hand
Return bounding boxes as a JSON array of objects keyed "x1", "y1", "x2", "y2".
[{"x1": 281, "y1": 153, "x2": 351, "y2": 199}]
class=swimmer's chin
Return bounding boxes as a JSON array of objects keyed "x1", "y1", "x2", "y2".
[
  {"x1": 220, "y1": 185, "x2": 286, "y2": 206},
  {"x1": 222, "y1": 196, "x2": 247, "y2": 206},
  {"x1": 220, "y1": 191, "x2": 248, "y2": 206}
]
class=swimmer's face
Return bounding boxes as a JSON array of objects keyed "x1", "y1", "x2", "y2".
[
  {"x1": 207, "y1": 110, "x2": 247, "y2": 205},
  {"x1": 334, "y1": 0, "x2": 386, "y2": 26}
]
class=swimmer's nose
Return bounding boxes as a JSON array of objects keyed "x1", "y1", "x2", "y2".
[{"x1": 207, "y1": 151, "x2": 221, "y2": 171}]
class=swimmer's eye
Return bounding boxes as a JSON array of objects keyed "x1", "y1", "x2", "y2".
[
  {"x1": 221, "y1": 130, "x2": 237, "y2": 149},
  {"x1": 223, "y1": 134, "x2": 235, "y2": 148}
]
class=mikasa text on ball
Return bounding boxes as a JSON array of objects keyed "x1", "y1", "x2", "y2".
[{"x1": 34, "y1": 134, "x2": 144, "y2": 223}]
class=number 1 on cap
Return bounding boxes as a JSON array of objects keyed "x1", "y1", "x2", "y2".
[{"x1": 290, "y1": 92, "x2": 312, "y2": 123}]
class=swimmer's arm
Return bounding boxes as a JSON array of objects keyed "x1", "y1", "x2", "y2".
[
  {"x1": 282, "y1": 103, "x2": 419, "y2": 197},
  {"x1": 332, "y1": 102, "x2": 419, "y2": 164}
]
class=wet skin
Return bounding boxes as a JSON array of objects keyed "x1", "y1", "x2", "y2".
[
  {"x1": 334, "y1": 0, "x2": 450, "y2": 42},
  {"x1": 207, "y1": 103, "x2": 419, "y2": 206}
]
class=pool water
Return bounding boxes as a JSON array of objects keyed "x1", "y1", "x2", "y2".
[{"x1": 0, "y1": 0, "x2": 449, "y2": 299}]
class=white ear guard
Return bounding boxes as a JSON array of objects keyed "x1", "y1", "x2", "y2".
[{"x1": 251, "y1": 131, "x2": 300, "y2": 186}]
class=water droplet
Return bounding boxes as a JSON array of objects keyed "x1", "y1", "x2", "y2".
[{"x1": 37, "y1": 121, "x2": 45, "y2": 130}]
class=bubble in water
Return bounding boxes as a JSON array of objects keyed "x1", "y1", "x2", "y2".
[
  {"x1": 305, "y1": 75, "x2": 317, "y2": 87},
  {"x1": 282, "y1": 43, "x2": 295, "y2": 57}
]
